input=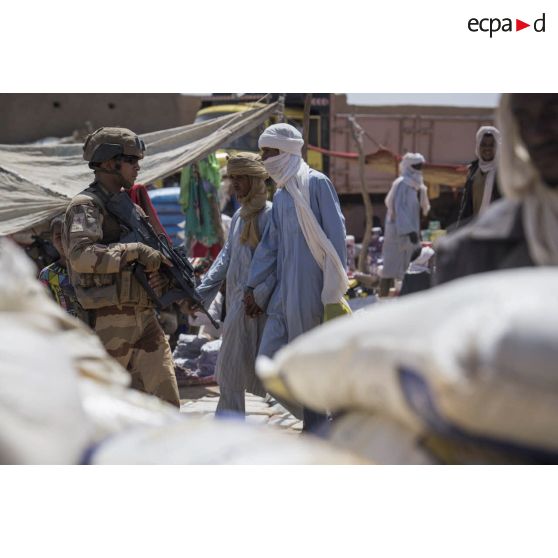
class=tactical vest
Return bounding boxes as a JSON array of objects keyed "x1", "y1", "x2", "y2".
[{"x1": 66, "y1": 182, "x2": 152, "y2": 310}]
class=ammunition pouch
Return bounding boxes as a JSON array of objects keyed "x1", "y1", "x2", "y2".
[{"x1": 72, "y1": 266, "x2": 151, "y2": 309}]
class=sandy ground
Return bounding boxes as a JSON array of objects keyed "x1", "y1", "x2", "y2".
[{"x1": 179, "y1": 384, "x2": 303, "y2": 434}]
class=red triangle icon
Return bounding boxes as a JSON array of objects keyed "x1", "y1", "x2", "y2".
[{"x1": 516, "y1": 19, "x2": 530, "y2": 31}]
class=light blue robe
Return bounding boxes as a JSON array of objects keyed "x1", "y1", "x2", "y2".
[
  {"x1": 247, "y1": 170, "x2": 346, "y2": 358},
  {"x1": 382, "y1": 178, "x2": 421, "y2": 280},
  {"x1": 196, "y1": 202, "x2": 275, "y2": 412}
]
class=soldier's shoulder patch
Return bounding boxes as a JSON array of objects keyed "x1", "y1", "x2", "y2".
[
  {"x1": 70, "y1": 211, "x2": 87, "y2": 233},
  {"x1": 68, "y1": 203, "x2": 102, "y2": 235}
]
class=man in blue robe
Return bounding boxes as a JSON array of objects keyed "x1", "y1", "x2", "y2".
[{"x1": 243, "y1": 123, "x2": 347, "y2": 431}]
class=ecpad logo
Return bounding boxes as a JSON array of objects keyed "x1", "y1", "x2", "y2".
[{"x1": 468, "y1": 13, "x2": 546, "y2": 37}]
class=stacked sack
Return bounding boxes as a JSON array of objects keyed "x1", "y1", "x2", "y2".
[
  {"x1": 0, "y1": 238, "x2": 364, "y2": 465},
  {"x1": 257, "y1": 268, "x2": 558, "y2": 464},
  {"x1": 172, "y1": 335, "x2": 221, "y2": 386},
  {"x1": 148, "y1": 186, "x2": 184, "y2": 245}
]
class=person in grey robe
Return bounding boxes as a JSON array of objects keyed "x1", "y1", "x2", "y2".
[
  {"x1": 196, "y1": 153, "x2": 275, "y2": 416},
  {"x1": 379, "y1": 153, "x2": 430, "y2": 296}
]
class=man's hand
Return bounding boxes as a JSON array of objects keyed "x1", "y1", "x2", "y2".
[
  {"x1": 179, "y1": 299, "x2": 200, "y2": 317},
  {"x1": 243, "y1": 288, "x2": 263, "y2": 318}
]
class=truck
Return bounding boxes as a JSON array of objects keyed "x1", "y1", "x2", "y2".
[
  {"x1": 194, "y1": 94, "x2": 496, "y2": 239},
  {"x1": 328, "y1": 95, "x2": 495, "y2": 238},
  {"x1": 193, "y1": 93, "x2": 331, "y2": 173}
]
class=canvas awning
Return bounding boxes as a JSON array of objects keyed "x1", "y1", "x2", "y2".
[{"x1": 0, "y1": 101, "x2": 279, "y2": 235}]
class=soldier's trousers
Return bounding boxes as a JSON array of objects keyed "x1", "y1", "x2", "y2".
[{"x1": 94, "y1": 306, "x2": 181, "y2": 408}]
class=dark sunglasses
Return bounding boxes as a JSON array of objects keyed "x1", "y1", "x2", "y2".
[{"x1": 118, "y1": 155, "x2": 141, "y2": 164}]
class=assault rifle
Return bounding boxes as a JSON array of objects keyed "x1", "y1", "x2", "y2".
[
  {"x1": 105, "y1": 191, "x2": 219, "y2": 329},
  {"x1": 25, "y1": 235, "x2": 59, "y2": 269}
]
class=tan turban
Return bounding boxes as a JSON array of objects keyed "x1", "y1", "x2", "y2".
[{"x1": 227, "y1": 153, "x2": 269, "y2": 248}]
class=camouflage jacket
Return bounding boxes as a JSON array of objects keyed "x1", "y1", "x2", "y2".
[{"x1": 62, "y1": 181, "x2": 153, "y2": 310}]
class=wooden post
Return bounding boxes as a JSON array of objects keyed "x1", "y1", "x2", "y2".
[
  {"x1": 302, "y1": 93, "x2": 312, "y2": 162},
  {"x1": 348, "y1": 115, "x2": 374, "y2": 273}
]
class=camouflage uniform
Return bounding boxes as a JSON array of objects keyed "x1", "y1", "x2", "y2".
[{"x1": 62, "y1": 181, "x2": 181, "y2": 407}]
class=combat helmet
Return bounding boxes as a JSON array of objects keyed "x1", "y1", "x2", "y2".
[{"x1": 83, "y1": 127, "x2": 145, "y2": 169}]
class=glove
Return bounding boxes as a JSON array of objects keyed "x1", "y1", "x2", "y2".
[
  {"x1": 408, "y1": 231, "x2": 419, "y2": 244},
  {"x1": 126, "y1": 243, "x2": 165, "y2": 272},
  {"x1": 137, "y1": 244, "x2": 165, "y2": 272}
]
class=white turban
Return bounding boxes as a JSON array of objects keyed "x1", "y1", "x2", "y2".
[
  {"x1": 385, "y1": 152, "x2": 430, "y2": 221},
  {"x1": 475, "y1": 125, "x2": 502, "y2": 165},
  {"x1": 258, "y1": 123, "x2": 348, "y2": 306},
  {"x1": 473, "y1": 125, "x2": 501, "y2": 214},
  {"x1": 258, "y1": 123, "x2": 304, "y2": 156},
  {"x1": 399, "y1": 152, "x2": 425, "y2": 176}
]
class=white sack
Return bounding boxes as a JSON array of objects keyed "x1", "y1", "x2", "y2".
[
  {"x1": 257, "y1": 268, "x2": 558, "y2": 455},
  {"x1": 0, "y1": 238, "x2": 180, "y2": 463},
  {"x1": 90, "y1": 419, "x2": 368, "y2": 465},
  {"x1": 326, "y1": 412, "x2": 436, "y2": 465},
  {"x1": 0, "y1": 322, "x2": 92, "y2": 464}
]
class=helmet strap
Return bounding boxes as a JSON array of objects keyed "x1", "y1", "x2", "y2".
[{"x1": 95, "y1": 159, "x2": 134, "y2": 189}]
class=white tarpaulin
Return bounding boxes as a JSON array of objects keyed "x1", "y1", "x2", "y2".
[{"x1": 0, "y1": 101, "x2": 279, "y2": 235}]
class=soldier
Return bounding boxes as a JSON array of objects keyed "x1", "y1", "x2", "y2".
[{"x1": 62, "y1": 127, "x2": 181, "y2": 408}]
